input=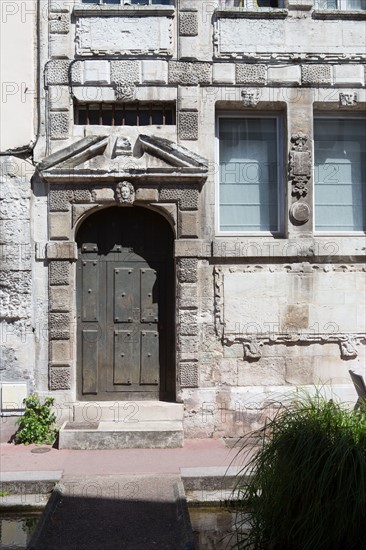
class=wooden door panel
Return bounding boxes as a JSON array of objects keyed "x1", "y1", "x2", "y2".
[
  {"x1": 81, "y1": 260, "x2": 99, "y2": 322},
  {"x1": 113, "y1": 329, "x2": 140, "y2": 385},
  {"x1": 140, "y1": 330, "x2": 159, "y2": 385},
  {"x1": 82, "y1": 329, "x2": 99, "y2": 394},
  {"x1": 113, "y1": 267, "x2": 135, "y2": 323},
  {"x1": 140, "y1": 268, "x2": 158, "y2": 323}
]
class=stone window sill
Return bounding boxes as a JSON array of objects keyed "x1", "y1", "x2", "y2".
[
  {"x1": 215, "y1": 8, "x2": 288, "y2": 18},
  {"x1": 313, "y1": 9, "x2": 366, "y2": 18},
  {"x1": 73, "y1": 5, "x2": 175, "y2": 17}
]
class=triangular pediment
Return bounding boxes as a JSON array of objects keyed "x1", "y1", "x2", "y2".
[{"x1": 38, "y1": 134, "x2": 208, "y2": 184}]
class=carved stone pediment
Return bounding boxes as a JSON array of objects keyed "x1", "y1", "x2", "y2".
[{"x1": 37, "y1": 134, "x2": 208, "y2": 185}]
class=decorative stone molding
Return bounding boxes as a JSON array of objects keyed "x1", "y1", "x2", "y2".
[
  {"x1": 301, "y1": 64, "x2": 331, "y2": 85},
  {"x1": 159, "y1": 185, "x2": 199, "y2": 211},
  {"x1": 214, "y1": 267, "x2": 224, "y2": 338},
  {"x1": 178, "y1": 112, "x2": 199, "y2": 140},
  {"x1": 75, "y1": 13, "x2": 173, "y2": 57},
  {"x1": 169, "y1": 62, "x2": 211, "y2": 85},
  {"x1": 339, "y1": 92, "x2": 358, "y2": 106},
  {"x1": 177, "y1": 258, "x2": 198, "y2": 283},
  {"x1": 339, "y1": 337, "x2": 358, "y2": 359},
  {"x1": 49, "y1": 261, "x2": 70, "y2": 286},
  {"x1": 241, "y1": 89, "x2": 261, "y2": 107},
  {"x1": 243, "y1": 339, "x2": 263, "y2": 361},
  {"x1": 49, "y1": 112, "x2": 69, "y2": 140},
  {"x1": 236, "y1": 64, "x2": 266, "y2": 85},
  {"x1": 115, "y1": 181, "x2": 135, "y2": 205},
  {"x1": 49, "y1": 364, "x2": 71, "y2": 390},
  {"x1": 49, "y1": 13, "x2": 70, "y2": 34},
  {"x1": 114, "y1": 84, "x2": 136, "y2": 101},
  {"x1": 179, "y1": 11, "x2": 198, "y2": 37},
  {"x1": 289, "y1": 133, "x2": 311, "y2": 199},
  {"x1": 46, "y1": 59, "x2": 70, "y2": 86},
  {"x1": 179, "y1": 362, "x2": 199, "y2": 388}
]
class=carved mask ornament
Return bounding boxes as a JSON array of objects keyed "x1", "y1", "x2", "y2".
[{"x1": 115, "y1": 181, "x2": 135, "y2": 205}]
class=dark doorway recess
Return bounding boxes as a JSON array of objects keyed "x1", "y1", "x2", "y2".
[{"x1": 76, "y1": 206, "x2": 175, "y2": 401}]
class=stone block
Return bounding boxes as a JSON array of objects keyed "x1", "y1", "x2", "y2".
[
  {"x1": 179, "y1": 11, "x2": 198, "y2": 37},
  {"x1": 49, "y1": 213, "x2": 71, "y2": 240},
  {"x1": 212, "y1": 63, "x2": 235, "y2": 85},
  {"x1": 236, "y1": 64, "x2": 266, "y2": 85},
  {"x1": 0, "y1": 219, "x2": 30, "y2": 244},
  {"x1": 49, "y1": 189, "x2": 72, "y2": 212},
  {"x1": 49, "y1": 261, "x2": 70, "y2": 286},
  {"x1": 70, "y1": 61, "x2": 82, "y2": 85},
  {"x1": 141, "y1": 60, "x2": 168, "y2": 84},
  {"x1": 46, "y1": 59, "x2": 70, "y2": 85},
  {"x1": 110, "y1": 61, "x2": 140, "y2": 85},
  {"x1": 169, "y1": 62, "x2": 211, "y2": 85},
  {"x1": 159, "y1": 185, "x2": 199, "y2": 210},
  {"x1": 47, "y1": 242, "x2": 77, "y2": 261},
  {"x1": 177, "y1": 284, "x2": 198, "y2": 309},
  {"x1": 49, "y1": 112, "x2": 69, "y2": 140},
  {"x1": 179, "y1": 211, "x2": 198, "y2": 238},
  {"x1": 134, "y1": 188, "x2": 159, "y2": 202},
  {"x1": 285, "y1": 356, "x2": 314, "y2": 385},
  {"x1": 49, "y1": 86, "x2": 70, "y2": 111},
  {"x1": 49, "y1": 313, "x2": 70, "y2": 340},
  {"x1": 178, "y1": 336, "x2": 199, "y2": 354},
  {"x1": 237, "y1": 358, "x2": 286, "y2": 386},
  {"x1": 49, "y1": 287, "x2": 70, "y2": 312},
  {"x1": 49, "y1": 341, "x2": 72, "y2": 362},
  {"x1": 177, "y1": 258, "x2": 198, "y2": 283},
  {"x1": 333, "y1": 64, "x2": 364, "y2": 86},
  {"x1": 49, "y1": 13, "x2": 69, "y2": 34},
  {"x1": 267, "y1": 65, "x2": 301, "y2": 85},
  {"x1": 178, "y1": 111, "x2": 198, "y2": 140},
  {"x1": 49, "y1": 364, "x2": 71, "y2": 390},
  {"x1": 301, "y1": 64, "x2": 331, "y2": 85},
  {"x1": 91, "y1": 188, "x2": 115, "y2": 202},
  {"x1": 179, "y1": 362, "x2": 199, "y2": 388},
  {"x1": 178, "y1": 86, "x2": 199, "y2": 112},
  {"x1": 83, "y1": 60, "x2": 110, "y2": 85},
  {"x1": 1, "y1": 383, "x2": 27, "y2": 410}
]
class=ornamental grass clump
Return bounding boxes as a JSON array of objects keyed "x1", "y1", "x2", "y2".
[
  {"x1": 232, "y1": 392, "x2": 366, "y2": 550},
  {"x1": 15, "y1": 394, "x2": 58, "y2": 445}
]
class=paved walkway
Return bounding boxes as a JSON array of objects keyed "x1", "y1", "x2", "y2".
[
  {"x1": 0, "y1": 439, "x2": 247, "y2": 549},
  {"x1": 0, "y1": 439, "x2": 239, "y2": 475}
]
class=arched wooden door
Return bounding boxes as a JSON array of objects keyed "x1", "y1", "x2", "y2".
[{"x1": 76, "y1": 206, "x2": 175, "y2": 401}]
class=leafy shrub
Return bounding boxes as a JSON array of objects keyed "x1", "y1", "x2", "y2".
[
  {"x1": 15, "y1": 394, "x2": 58, "y2": 445},
  {"x1": 232, "y1": 391, "x2": 366, "y2": 550}
]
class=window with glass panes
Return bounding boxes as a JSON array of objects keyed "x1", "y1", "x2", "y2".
[
  {"x1": 218, "y1": 116, "x2": 281, "y2": 233},
  {"x1": 314, "y1": 117, "x2": 366, "y2": 232}
]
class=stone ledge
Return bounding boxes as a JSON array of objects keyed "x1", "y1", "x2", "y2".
[
  {"x1": 313, "y1": 9, "x2": 366, "y2": 19},
  {"x1": 215, "y1": 8, "x2": 288, "y2": 18}
]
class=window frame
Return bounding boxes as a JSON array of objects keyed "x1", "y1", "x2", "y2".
[
  {"x1": 313, "y1": 112, "x2": 366, "y2": 235},
  {"x1": 216, "y1": 111, "x2": 284, "y2": 236},
  {"x1": 80, "y1": 0, "x2": 173, "y2": 5}
]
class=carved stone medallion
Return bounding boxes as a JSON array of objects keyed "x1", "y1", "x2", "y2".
[{"x1": 289, "y1": 201, "x2": 311, "y2": 225}]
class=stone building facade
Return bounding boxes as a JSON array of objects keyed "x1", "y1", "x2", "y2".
[{"x1": 0, "y1": 0, "x2": 365, "y2": 442}]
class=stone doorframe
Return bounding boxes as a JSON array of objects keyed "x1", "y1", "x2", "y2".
[{"x1": 37, "y1": 136, "x2": 207, "y2": 400}]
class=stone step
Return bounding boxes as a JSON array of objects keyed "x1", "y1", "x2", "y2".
[
  {"x1": 72, "y1": 401, "x2": 184, "y2": 423},
  {"x1": 58, "y1": 420, "x2": 184, "y2": 450}
]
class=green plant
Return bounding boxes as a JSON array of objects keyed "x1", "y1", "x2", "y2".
[
  {"x1": 15, "y1": 394, "x2": 58, "y2": 445},
  {"x1": 0, "y1": 490, "x2": 9, "y2": 497},
  {"x1": 231, "y1": 391, "x2": 366, "y2": 550}
]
